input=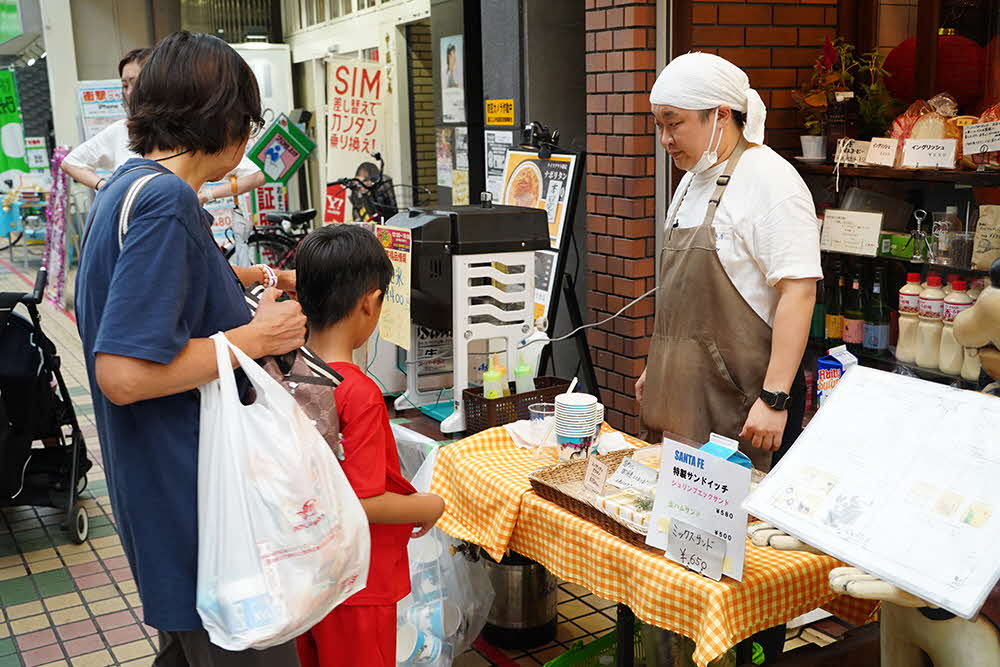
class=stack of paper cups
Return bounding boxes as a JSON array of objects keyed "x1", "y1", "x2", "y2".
[{"x1": 555, "y1": 393, "x2": 601, "y2": 461}]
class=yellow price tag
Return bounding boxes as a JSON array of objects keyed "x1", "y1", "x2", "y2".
[{"x1": 485, "y1": 99, "x2": 515, "y2": 126}]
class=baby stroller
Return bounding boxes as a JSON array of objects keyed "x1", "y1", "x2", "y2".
[{"x1": 0, "y1": 268, "x2": 91, "y2": 543}]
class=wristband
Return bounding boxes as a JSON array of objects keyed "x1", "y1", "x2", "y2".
[
  {"x1": 95, "y1": 178, "x2": 106, "y2": 191},
  {"x1": 253, "y1": 263, "x2": 278, "y2": 289}
]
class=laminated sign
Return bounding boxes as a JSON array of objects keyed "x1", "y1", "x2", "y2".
[
  {"x1": 501, "y1": 151, "x2": 578, "y2": 250},
  {"x1": 249, "y1": 113, "x2": 315, "y2": 185},
  {"x1": 375, "y1": 225, "x2": 412, "y2": 350}
]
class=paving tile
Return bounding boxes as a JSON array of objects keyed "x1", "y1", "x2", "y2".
[
  {"x1": 120, "y1": 660, "x2": 154, "y2": 667},
  {"x1": 94, "y1": 547, "x2": 123, "y2": 560},
  {"x1": 49, "y1": 608, "x2": 88, "y2": 627},
  {"x1": 5, "y1": 602, "x2": 43, "y2": 621},
  {"x1": 0, "y1": 555, "x2": 23, "y2": 569},
  {"x1": 108, "y1": 570, "x2": 131, "y2": 584},
  {"x1": 0, "y1": 637, "x2": 14, "y2": 656},
  {"x1": 116, "y1": 581, "x2": 136, "y2": 595},
  {"x1": 454, "y1": 652, "x2": 491, "y2": 667},
  {"x1": 86, "y1": 599, "x2": 126, "y2": 617},
  {"x1": 87, "y1": 538, "x2": 118, "y2": 550},
  {"x1": 60, "y1": 554, "x2": 96, "y2": 568},
  {"x1": 0, "y1": 656, "x2": 27, "y2": 667},
  {"x1": 110, "y1": 639, "x2": 153, "y2": 662},
  {"x1": 39, "y1": 662, "x2": 69, "y2": 667},
  {"x1": 32, "y1": 572, "x2": 74, "y2": 598},
  {"x1": 557, "y1": 599, "x2": 593, "y2": 620},
  {"x1": 83, "y1": 526, "x2": 116, "y2": 541},
  {"x1": 63, "y1": 635, "x2": 106, "y2": 659},
  {"x1": 21, "y1": 643, "x2": 64, "y2": 667},
  {"x1": 0, "y1": 623, "x2": 8, "y2": 640},
  {"x1": 22, "y1": 551, "x2": 56, "y2": 565},
  {"x1": 574, "y1": 612, "x2": 614, "y2": 634},
  {"x1": 65, "y1": 564, "x2": 102, "y2": 579},
  {"x1": 44, "y1": 594, "x2": 83, "y2": 613},
  {"x1": 124, "y1": 594, "x2": 141, "y2": 609},
  {"x1": 80, "y1": 587, "x2": 116, "y2": 604},
  {"x1": 0, "y1": 566, "x2": 28, "y2": 582},
  {"x1": 9, "y1": 616, "x2": 50, "y2": 636},
  {"x1": 0, "y1": 576, "x2": 37, "y2": 606},
  {"x1": 93, "y1": 612, "x2": 132, "y2": 633},
  {"x1": 72, "y1": 574, "x2": 109, "y2": 591},
  {"x1": 15, "y1": 629, "x2": 56, "y2": 652},
  {"x1": 56, "y1": 620, "x2": 96, "y2": 643},
  {"x1": 101, "y1": 625, "x2": 143, "y2": 647},
  {"x1": 26, "y1": 560, "x2": 63, "y2": 576},
  {"x1": 69, "y1": 649, "x2": 114, "y2": 667}
]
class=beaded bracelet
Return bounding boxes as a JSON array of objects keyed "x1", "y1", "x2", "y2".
[{"x1": 253, "y1": 263, "x2": 278, "y2": 289}]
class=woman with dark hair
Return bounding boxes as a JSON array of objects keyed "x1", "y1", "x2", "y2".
[{"x1": 75, "y1": 32, "x2": 304, "y2": 666}]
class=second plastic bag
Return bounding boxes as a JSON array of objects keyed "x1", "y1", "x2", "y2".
[{"x1": 196, "y1": 332, "x2": 371, "y2": 650}]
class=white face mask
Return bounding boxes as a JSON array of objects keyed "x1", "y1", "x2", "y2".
[{"x1": 688, "y1": 108, "x2": 723, "y2": 174}]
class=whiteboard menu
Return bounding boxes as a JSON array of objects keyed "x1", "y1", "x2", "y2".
[
  {"x1": 744, "y1": 367, "x2": 1000, "y2": 619},
  {"x1": 820, "y1": 209, "x2": 883, "y2": 256}
]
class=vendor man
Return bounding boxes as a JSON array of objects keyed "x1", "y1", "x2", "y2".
[{"x1": 636, "y1": 53, "x2": 821, "y2": 471}]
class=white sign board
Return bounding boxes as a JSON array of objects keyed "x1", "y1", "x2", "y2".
[
  {"x1": 963, "y1": 121, "x2": 1000, "y2": 157},
  {"x1": 646, "y1": 440, "x2": 752, "y2": 580},
  {"x1": 608, "y1": 457, "x2": 658, "y2": 493},
  {"x1": 865, "y1": 138, "x2": 898, "y2": 167},
  {"x1": 820, "y1": 209, "x2": 883, "y2": 257},
  {"x1": 902, "y1": 138, "x2": 957, "y2": 169},
  {"x1": 744, "y1": 366, "x2": 1000, "y2": 619},
  {"x1": 835, "y1": 138, "x2": 871, "y2": 166}
]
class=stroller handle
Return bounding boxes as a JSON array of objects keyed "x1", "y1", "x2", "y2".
[{"x1": 23, "y1": 267, "x2": 47, "y2": 305}]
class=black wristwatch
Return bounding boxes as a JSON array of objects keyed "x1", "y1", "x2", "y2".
[{"x1": 759, "y1": 389, "x2": 790, "y2": 411}]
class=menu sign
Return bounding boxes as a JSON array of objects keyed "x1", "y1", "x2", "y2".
[
  {"x1": 821, "y1": 209, "x2": 883, "y2": 257},
  {"x1": 865, "y1": 138, "x2": 898, "y2": 167},
  {"x1": 963, "y1": 121, "x2": 1000, "y2": 157},
  {"x1": 835, "y1": 138, "x2": 870, "y2": 166},
  {"x1": 902, "y1": 139, "x2": 957, "y2": 169}
]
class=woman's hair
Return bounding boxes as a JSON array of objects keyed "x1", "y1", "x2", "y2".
[
  {"x1": 117, "y1": 48, "x2": 151, "y2": 77},
  {"x1": 127, "y1": 32, "x2": 263, "y2": 156}
]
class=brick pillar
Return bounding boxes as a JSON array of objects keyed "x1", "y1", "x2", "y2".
[
  {"x1": 585, "y1": 1, "x2": 658, "y2": 434},
  {"x1": 691, "y1": 1, "x2": 838, "y2": 154},
  {"x1": 407, "y1": 20, "x2": 438, "y2": 202}
]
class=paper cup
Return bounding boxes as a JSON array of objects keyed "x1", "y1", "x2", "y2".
[
  {"x1": 397, "y1": 623, "x2": 443, "y2": 663},
  {"x1": 411, "y1": 566, "x2": 442, "y2": 600},
  {"x1": 406, "y1": 599, "x2": 463, "y2": 637},
  {"x1": 557, "y1": 434, "x2": 594, "y2": 461}
]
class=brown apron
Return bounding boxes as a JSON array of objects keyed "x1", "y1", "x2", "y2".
[{"x1": 640, "y1": 139, "x2": 775, "y2": 471}]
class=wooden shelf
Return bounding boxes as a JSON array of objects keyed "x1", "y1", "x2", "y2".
[
  {"x1": 819, "y1": 250, "x2": 990, "y2": 275},
  {"x1": 794, "y1": 162, "x2": 1000, "y2": 187}
]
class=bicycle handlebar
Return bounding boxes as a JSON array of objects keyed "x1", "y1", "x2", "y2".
[{"x1": 23, "y1": 267, "x2": 47, "y2": 305}]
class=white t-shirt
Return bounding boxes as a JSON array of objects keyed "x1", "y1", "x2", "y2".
[
  {"x1": 666, "y1": 144, "x2": 822, "y2": 326},
  {"x1": 63, "y1": 118, "x2": 260, "y2": 179}
]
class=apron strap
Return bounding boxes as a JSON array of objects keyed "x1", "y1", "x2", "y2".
[{"x1": 701, "y1": 138, "x2": 750, "y2": 228}]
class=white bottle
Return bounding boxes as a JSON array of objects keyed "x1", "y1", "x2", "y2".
[
  {"x1": 943, "y1": 273, "x2": 960, "y2": 295},
  {"x1": 968, "y1": 278, "x2": 984, "y2": 302},
  {"x1": 921, "y1": 271, "x2": 940, "y2": 291},
  {"x1": 895, "y1": 272, "x2": 923, "y2": 364},
  {"x1": 962, "y1": 347, "x2": 982, "y2": 382},
  {"x1": 938, "y1": 280, "x2": 973, "y2": 376},
  {"x1": 916, "y1": 275, "x2": 946, "y2": 369}
]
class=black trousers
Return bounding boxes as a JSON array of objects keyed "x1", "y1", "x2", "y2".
[{"x1": 154, "y1": 630, "x2": 300, "y2": 667}]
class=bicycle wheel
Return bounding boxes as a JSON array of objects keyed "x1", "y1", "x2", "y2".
[{"x1": 246, "y1": 233, "x2": 298, "y2": 270}]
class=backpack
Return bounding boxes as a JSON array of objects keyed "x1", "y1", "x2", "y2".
[{"x1": 98, "y1": 169, "x2": 345, "y2": 460}]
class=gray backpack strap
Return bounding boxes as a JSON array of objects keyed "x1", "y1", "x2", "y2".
[{"x1": 117, "y1": 171, "x2": 164, "y2": 250}]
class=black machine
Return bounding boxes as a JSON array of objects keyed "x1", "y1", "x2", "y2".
[
  {"x1": 386, "y1": 202, "x2": 550, "y2": 331},
  {"x1": 0, "y1": 268, "x2": 91, "y2": 543}
]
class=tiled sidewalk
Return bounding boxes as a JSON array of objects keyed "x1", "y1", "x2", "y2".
[{"x1": 1, "y1": 257, "x2": 845, "y2": 667}]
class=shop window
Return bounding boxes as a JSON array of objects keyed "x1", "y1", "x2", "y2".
[{"x1": 331, "y1": 0, "x2": 353, "y2": 18}]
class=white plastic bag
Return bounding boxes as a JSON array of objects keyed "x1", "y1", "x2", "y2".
[{"x1": 196, "y1": 332, "x2": 370, "y2": 650}]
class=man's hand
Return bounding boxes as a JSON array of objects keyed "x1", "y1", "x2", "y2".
[
  {"x1": 636, "y1": 367, "x2": 647, "y2": 404},
  {"x1": 245, "y1": 287, "x2": 306, "y2": 357},
  {"x1": 739, "y1": 398, "x2": 787, "y2": 452},
  {"x1": 198, "y1": 188, "x2": 214, "y2": 205},
  {"x1": 411, "y1": 493, "x2": 446, "y2": 539},
  {"x1": 277, "y1": 270, "x2": 297, "y2": 300}
]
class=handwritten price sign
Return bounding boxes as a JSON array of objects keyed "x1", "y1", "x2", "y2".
[
  {"x1": 902, "y1": 138, "x2": 957, "y2": 169},
  {"x1": 963, "y1": 121, "x2": 1000, "y2": 157},
  {"x1": 835, "y1": 138, "x2": 870, "y2": 166},
  {"x1": 667, "y1": 518, "x2": 724, "y2": 581},
  {"x1": 865, "y1": 138, "x2": 898, "y2": 167}
]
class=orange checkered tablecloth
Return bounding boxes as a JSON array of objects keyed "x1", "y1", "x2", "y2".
[{"x1": 431, "y1": 426, "x2": 878, "y2": 667}]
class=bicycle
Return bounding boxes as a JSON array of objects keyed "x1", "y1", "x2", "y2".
[{"x1": 329, "y1": 152, "x2": 431, "y2": 223}]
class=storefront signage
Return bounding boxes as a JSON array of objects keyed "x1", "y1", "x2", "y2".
[
  {"x1": 502, "y1": 150, "x2": 578, "y2": 250},
  {"x1": 24, "y1": 137, "x2": 47, "y2": 171},
  {"x1": 375, "y1": 225, "x2": 412, "y2": 350},
  {"x1": 77, "y1": 79, "x2": 125, "y2": 141},
  {"x1": 647, "y1": 439, "x2": 752, "y2": 580},
  {"x1": 745, "y1": 366, "x2": 1000, "y2": 620},
  {"x1": 963, "y1": 121, "x2": 1000, "y2": 157},
  {"x1": 326, "y1": 60, "x2": 389, "y2": 222},
  {"x1": 820, "y1": 209, "x2": 883, "y2": 257},
  {"x1": 0, "y1": 69, "x2": 27, "y2": 178},
  {"x1": 249, "y1": 113, "x2": 315, "y2": 185},
  {"x1": 666, "y1": 518, "x2": 724, "y2": 581},
  {"x1": 901, "y1": 138, "x2": 957, "y2": 169},
  {"x1": 834, "y1": 138, "x2": 870, "y2": 166},
  {"x1": 485, "y1": 99, "x2": 515, "y2": 126},
  {"x1": 864, "y1": 138, "x2": 898, "y2": 167}
]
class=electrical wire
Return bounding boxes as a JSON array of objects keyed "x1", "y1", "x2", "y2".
[{"x1": 519, "y1": 284, "x2": 660, "y2": 348}]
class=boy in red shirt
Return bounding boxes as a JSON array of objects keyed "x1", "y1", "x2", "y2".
[{"x1": 294, "y1": 224, "x2": 446, "y2": 667}]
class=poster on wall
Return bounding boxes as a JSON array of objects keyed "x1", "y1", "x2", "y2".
[
  {"x1": 25, "y1": 137, "x2": 47, "y2": 172},
  {"x1": 452, "y1": 169, "x2": 469, "y2": 205},
  {"x1": 440, "y1": 35, "x2": 465, "y2": 123},
  {"x1": 485, "y1": 130, "x2": 514, "y2": 202},
  {"x1": 501, "y1": 150, "x2": 578, "y2": 250},
  {"x1": 0, "y1": 69, "x2": 28, "y2": 180},
  {"x1": 454, "y1": 126, "x2": 469, "y2": 170},
  {"x1": 248, "y1": 113, "x2": 315, "y2": 185},
  {"x1": 375, "y1": 225, "x2": 412, "y2": 350},
  {"x1": 77, "y1": 79, "x2": 125, "y2": 141},
  {"x1": 436, "y1": 128, "x2": 453, "y2": 188},
  {"x1": 326, "y1": 60, "x2": 389, "y2": 223}
]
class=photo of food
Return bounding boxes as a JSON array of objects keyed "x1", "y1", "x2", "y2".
[{"x1": 504, "y1": 161, "x2": 542, "y2": 208}]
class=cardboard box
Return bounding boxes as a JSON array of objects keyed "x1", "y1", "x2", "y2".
[{"x1": 817, "y1": 346, "x2": 859, "y2": 408}]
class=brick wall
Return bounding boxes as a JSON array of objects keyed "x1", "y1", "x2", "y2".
[
  {"x1": 584, "y1": 0, "x2": 658, "y2": 434},
  {"x1": 407, "y1": 20, "x2": 437, "y2": 204},
  {"x1": 689, "y1": 0, "x2": 838, "y2": 154}
]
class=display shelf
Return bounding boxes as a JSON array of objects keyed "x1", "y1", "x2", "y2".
[
  {"x1": 819, "y1": 249, "x2": 990, "y2": 275},
  {"x1": 794, "y1": 162, "x2": 1000, "y2": 187},
  {"x1": 808, "y1": 340, "x2": 978, "y2": 389}
]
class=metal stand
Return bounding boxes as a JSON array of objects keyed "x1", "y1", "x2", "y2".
[{"x1": 616, "y1": 604, "x2": 635, "y2": 667}]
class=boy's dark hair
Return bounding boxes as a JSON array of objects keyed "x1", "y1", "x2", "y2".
[
  {"x1": 127, "y1": 32, "x2": 263, "y2": 156},
  {"x1": 297, "y1": 225, "x2": 394, "y2": 330},
  {"x1": 118, "y1": 48, "x2": 151, "y2": 76},
  {"x1": 699, "y1": 107, "x2": 745, "y2": 129}
]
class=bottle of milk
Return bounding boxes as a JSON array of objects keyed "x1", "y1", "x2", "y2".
[
  {"x1": 896, "y1": 272, "x2": 923, "y2": 364},
  {"x1": 916, "y1": 275, "x2": 946, "y2": 369},
  {"x1": 938, "y1": 280, "x2": 973, "y2": 376}
]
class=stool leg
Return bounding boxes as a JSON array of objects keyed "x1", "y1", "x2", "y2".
[{"x1": 616, "y1": 604, "x2": 635, "y2": 667}]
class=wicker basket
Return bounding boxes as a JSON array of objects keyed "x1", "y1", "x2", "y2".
[
  {"x1": 529, "y1": 449, "x2": 662, "y2": 553},
  {"x1": 462, "y1": 376, "x2": 571, "y2": 434}
]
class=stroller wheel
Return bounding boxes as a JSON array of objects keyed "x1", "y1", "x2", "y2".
[{"x1": 64, "y1": 503, "x2": 88, "y2": 544}]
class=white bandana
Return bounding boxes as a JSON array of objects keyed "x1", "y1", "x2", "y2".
[{"x1": 649, "y1": 52, "x2": 767, "y2": 145}]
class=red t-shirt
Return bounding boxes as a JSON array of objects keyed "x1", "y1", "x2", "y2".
[{"x1": 330, "y1": 362, "x2": 416, "y2": 606}]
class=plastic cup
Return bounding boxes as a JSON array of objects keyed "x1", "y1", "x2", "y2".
[
  {"x1": 409, "y1": 536, "x2": 443, "y2": 565},
  {"x1": 406, "y1": 599, "x2": 463, "y2": 637},
  {"x1": 396, "y1": 623, "x2": 443, "y2": 663},
  {"x1": 529, "y1": 403, "x2": 556, "y2": 421}
]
